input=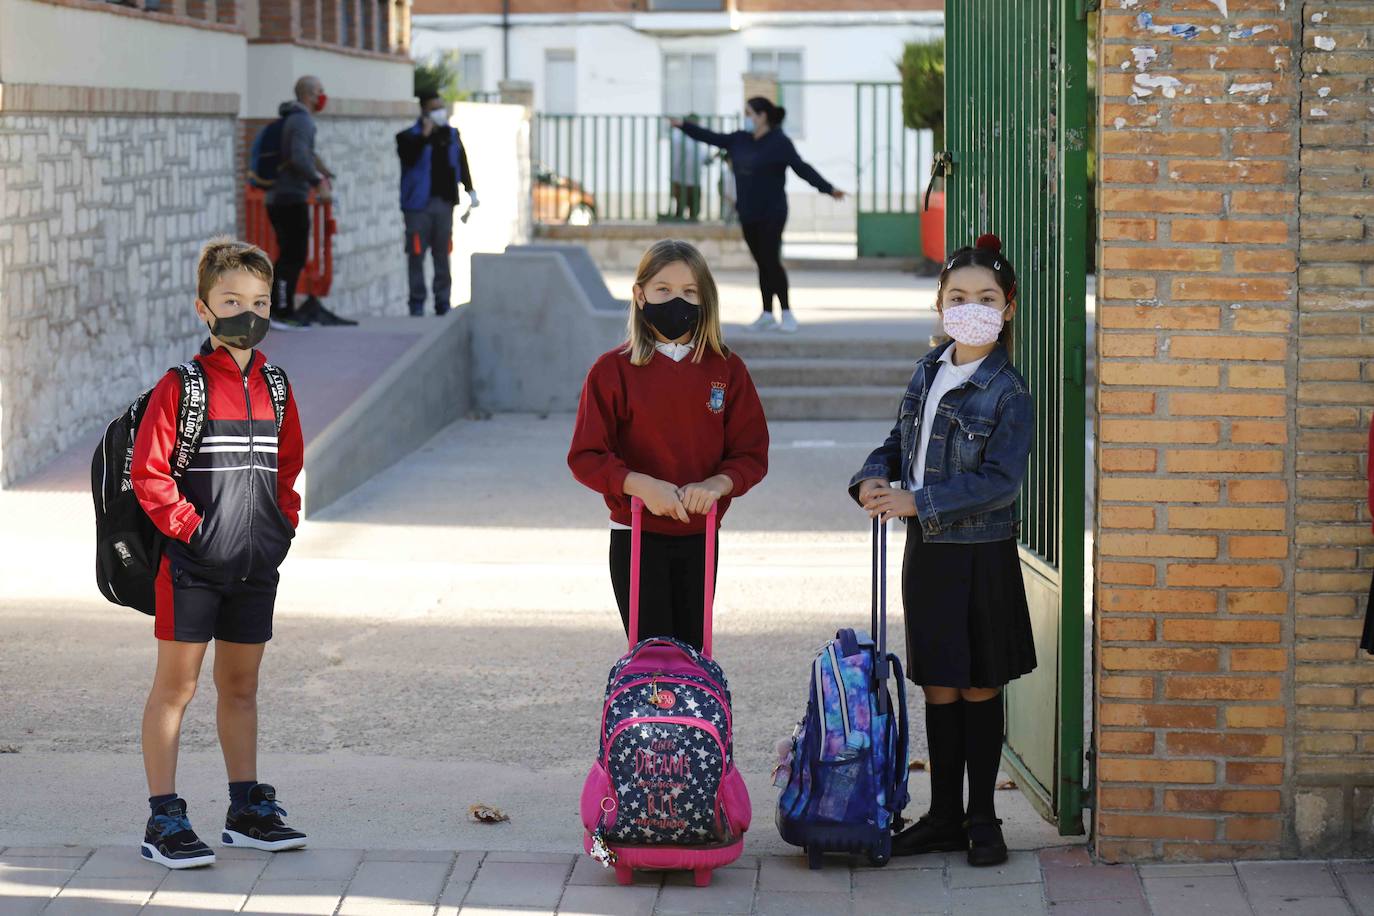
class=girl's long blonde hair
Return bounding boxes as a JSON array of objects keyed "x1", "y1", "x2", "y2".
[{"x1": 624, "y1": 239, "x2": 729, "y2": 367}]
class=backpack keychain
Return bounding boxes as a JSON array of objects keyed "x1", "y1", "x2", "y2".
[{"x1": 590, "y1": 799, "x2": 618, "y2": 867}]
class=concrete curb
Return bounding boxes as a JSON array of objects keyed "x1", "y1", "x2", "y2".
[{"x1": 300, "y1": 314, "x2": 472, "y2": 517}]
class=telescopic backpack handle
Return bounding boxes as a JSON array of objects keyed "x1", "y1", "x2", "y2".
[
  {"x1": 871, "y1": 515, "x2": 889, "y2": 682},
  {"x1": 629, "y1": 496, "x2": 719, "y2": 657}
]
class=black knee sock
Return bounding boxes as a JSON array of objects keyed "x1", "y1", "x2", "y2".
[
  {"x1": 924, "y1": 701, "x2": 966, "y2": 821},
  {"x1": 149, "y1": 793, "x2": 178, "y2": 815},
  {"x1": 964, "y1": 694, "x2": 1005, "y2": 820},
  {"x1": 229, "y1": 780, "x2": 257, "y2": 813}
]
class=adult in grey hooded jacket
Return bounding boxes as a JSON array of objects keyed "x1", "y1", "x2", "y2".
[{"x1": 266, "y1": 76, "x2": 333, "y2": 325}]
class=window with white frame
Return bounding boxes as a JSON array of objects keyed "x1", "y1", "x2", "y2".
[
  {"x1": 458, "y1": 52, "x2": 484, "y2": 96},
  {"x1": 663, "y1": 52, "x2": 717, "y2": 118},
  {"x1": 544, "y1": 49, "x2": 576, "y2": 113},
  {"x1": 747, "y1": 49, "x2": 804, "y2": 137}
]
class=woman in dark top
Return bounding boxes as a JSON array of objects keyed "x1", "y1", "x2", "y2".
[{"x1": 671, "y1": 97, "x2": 845, "y2": 334}]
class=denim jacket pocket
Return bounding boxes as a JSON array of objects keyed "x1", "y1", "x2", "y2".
[{"x1": 952, "y1": 415, "x2": 995, "y2": 474}]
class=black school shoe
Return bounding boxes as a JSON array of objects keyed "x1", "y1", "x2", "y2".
[
  {"x1": 299, "y1": 296, "x2": 358, "y2": 327},
  {"x1": 892, "y1": 812, "x2": 969, "y2": 857},
  {"x1": 141, "y1": 798, "x2": 216, "y2": 869},
  {"x1": 966, "y1": 815, "x2": 1009, "y2": 866},
  {"x1": 221, "y1": 784, "x2": 308, "y2": 852}
]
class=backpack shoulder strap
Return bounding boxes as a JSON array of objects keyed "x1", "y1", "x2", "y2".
[
  {"x1": 169, "y1": 361, "x2": 208, "y2": 479},
  {"x1": 260, "y1": 363, "x2": 289, "y2": 433}
]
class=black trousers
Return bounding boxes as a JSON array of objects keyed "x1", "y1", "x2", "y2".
[
  {"x1": 267, "y1": 202, "x2": 311, "y2": 315},
  {"x1": 741, "y1": 218, "x2": 789, "y2": 313},
  {"x1": 609, "y1": 529, "x2": 718, "y2": 652}
]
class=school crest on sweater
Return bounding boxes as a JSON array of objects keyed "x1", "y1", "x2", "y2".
[{"x1": 707, "y1": 382, "x2": 726, "y2": 414}]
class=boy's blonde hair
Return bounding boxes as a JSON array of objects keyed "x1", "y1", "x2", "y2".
[
  {"x1": 196, "y1": 237, "x2": 274, "y2": 303},
  {"x1": 624, "y1": 239, "x2": 728, "y2": 367}
]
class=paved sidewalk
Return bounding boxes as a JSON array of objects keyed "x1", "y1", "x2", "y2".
[{"x1": 3, "y1": 845, "x2": 1373, "y2": 915}]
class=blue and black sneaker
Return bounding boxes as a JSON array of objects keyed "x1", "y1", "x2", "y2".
[
  {"x1": 222, "y1": 783, "x2": 308, "y2": 852},
  {"x1": 141, "y1": 798, "x2": 216, "y2": 869}
]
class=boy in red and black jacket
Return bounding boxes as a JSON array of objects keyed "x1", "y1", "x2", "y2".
[{"x1": 130, "y1": 239, "x2": 307, "y2": 869}]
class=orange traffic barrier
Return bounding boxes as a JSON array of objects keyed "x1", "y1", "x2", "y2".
[
  {"x1": 921, "y1": 191, "x2": 946, "y2": 264},
  {"x1": 243, "y1": 186, "x2": 337, "y2": 297}
]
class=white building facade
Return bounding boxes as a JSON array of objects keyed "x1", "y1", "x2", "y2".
[{"x1": 412, "y1": 5, "x2": 942, "y2": 235}]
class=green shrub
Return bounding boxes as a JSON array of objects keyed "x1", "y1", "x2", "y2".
[{"x1": 899, "y1": 39, "x2": 944, "y2": 149}]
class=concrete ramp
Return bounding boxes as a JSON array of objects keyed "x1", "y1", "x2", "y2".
[
  {"x1": 468, "y1": 249, "x2": 625, "y2": 413},
  {"x1": 12, "y1": 317, "x2": 471, "y2": 518}
]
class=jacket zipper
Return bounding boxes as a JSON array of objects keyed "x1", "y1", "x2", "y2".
[{"x1": 241, "y1": 364, "x2": 254, "y2": 580}]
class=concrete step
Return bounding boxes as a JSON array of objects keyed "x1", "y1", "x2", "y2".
[
  {"x1": 747, "y1": 357, "x2": 914, "y2": 389},
  {"x1": 757, "y1": 385, "x2": 898, "y2": 421},
  {"x1": 730, "y1": 332, "x2": 924, "y2": 361}
]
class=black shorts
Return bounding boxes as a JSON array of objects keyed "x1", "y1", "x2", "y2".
[{"x1": 154, "y1": 555, "x2": 279, "y2": 644}]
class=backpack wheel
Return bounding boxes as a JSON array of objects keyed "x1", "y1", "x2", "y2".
[
  {"x1": 806, "y1": 845, "x2": 824, "y2": 870},
  {"x1": 868, "y1": 850, "x2": 891, "y2": 868},
  {"x1": 614, "y1": 864, "x2": 633, "y2": 886}
]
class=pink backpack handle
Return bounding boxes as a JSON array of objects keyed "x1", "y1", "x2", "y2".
[{"x1": 629, "y1": 496, "x2": 718, "y2": 657}]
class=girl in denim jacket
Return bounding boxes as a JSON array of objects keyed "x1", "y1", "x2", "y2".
[{"x1": 849, "y1": 234, "x2": 1035, "y2": 867}]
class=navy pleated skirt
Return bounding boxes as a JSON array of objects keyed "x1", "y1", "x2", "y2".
[{"x1": 900, "y1": 525, "x2": 1038, "y2": 689}]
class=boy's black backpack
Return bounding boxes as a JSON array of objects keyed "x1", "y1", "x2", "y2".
[
  {"x1": 247, "y1": 118, "x2": 286, "y2": 189},
  {"x1": 91, "y1": 361, "x2": 290, "y2": 614}
]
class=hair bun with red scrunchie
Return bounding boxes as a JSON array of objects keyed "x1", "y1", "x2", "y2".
[{"x1": 975, "y1": 233, "x2": 1003, "y2": 253}]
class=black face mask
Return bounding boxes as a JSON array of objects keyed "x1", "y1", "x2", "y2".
[
  {"x1": 642, "y1": 296, "x2": 699, "y2": 341},
  {"x1": 204, "y1": 302, "x2": 269, "y2": 350}
]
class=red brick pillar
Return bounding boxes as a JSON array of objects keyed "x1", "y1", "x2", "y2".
[
  {"x1": 1095, "y1": 2, "x2": 1300, "y2": 861},
  {"x1": 1291, "y1": 1, "x2": 1374, "y2": 856}
]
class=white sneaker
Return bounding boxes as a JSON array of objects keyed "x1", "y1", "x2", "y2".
[
  {"x1": 747, "y1": 311, "x2": 778, "y2": 332},
  {"x1": 778, "y1": 311, "x2": 799, "y2": 333}
]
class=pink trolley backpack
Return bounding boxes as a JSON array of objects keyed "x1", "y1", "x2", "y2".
[{"x1": 581, "y1": 497, "x2": 752, "y2": 886}]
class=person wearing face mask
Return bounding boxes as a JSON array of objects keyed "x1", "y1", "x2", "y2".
[
  {"x1": 568, "y1": 239, "x2": 770, "y2": 650},
  {"x1": 130, "y1": 239, "x2": 308, "y2": 869},
  {"x1": 848, "y1": 234, "x2": 1036, "y2": 869},
  {"x1": 670, "y1": 97, "x2": 846, "y2": 333},
  {"x1": 396, "y1": 90, "x2": 478, "y2": 317},
  {"x1": 267, "y1": 75, "x2": 340, "y2": 329}
]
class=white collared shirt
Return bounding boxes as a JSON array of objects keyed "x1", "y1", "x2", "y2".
[
  {"x1": 655, "y1": 340, "x2": 696, "y2": 362},
  {"x1": 910, "y1": 347, "x2": 987, "y2": 491},
  {"x1": 610, "y1": 335, "x2": 695, "y2": 531}
]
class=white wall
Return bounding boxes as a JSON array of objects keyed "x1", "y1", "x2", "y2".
[
  {"x1": 0, "y1": 0, "x2": 247, "y2": 96},
  {"x1": 245, "y1": 44, "x2": 415, "y2": 118},
  {"x1": 451, "y1": 101, "x2": 531, "y2": 306}
]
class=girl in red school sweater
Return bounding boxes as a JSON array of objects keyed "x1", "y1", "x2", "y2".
[{"x1": 568, "y1": 239, "x2": 770, "y2": 651}]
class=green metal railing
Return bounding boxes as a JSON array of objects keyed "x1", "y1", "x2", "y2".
[
  {"x1": 945, "y1": 0, "x2": 1089, "y2": 835},
  {"x1": 854, "y1": 82, "x2": 933, "y2": 216},
  {"x1": 531, "y1": 114, "x2": 742, "y2": 226}
]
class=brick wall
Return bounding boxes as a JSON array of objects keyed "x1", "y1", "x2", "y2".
[
  {"x1": 1291, "y1": 1, "x2": 1374, "y2": 857},
  {"x1": 1094, "y1": 0, "x2": 1301, "y2": 861}
]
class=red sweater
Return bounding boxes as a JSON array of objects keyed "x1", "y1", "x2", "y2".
[{"x1": 568, "y1": 346, "x2": 769, "y2": 535}]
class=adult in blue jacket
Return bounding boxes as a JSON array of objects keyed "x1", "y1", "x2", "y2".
[
  {"x1": 672, "y1": 97, "x2": 845, "y2": 333},
  {"x1": 396, "y1": 91, "x2": 478, "y2": 316}
]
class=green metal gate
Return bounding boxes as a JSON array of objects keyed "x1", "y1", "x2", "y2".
[
  {"x1": 855, "y1": 82, "x2": 931, "y2": 258},
  {"x1": 944, "y1": 0, "x2": 1090, "y2": 834}
]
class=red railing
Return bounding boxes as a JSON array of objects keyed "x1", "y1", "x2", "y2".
[{"x1": 243, "y1": 187, "x2": 337, "y2": 297}]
